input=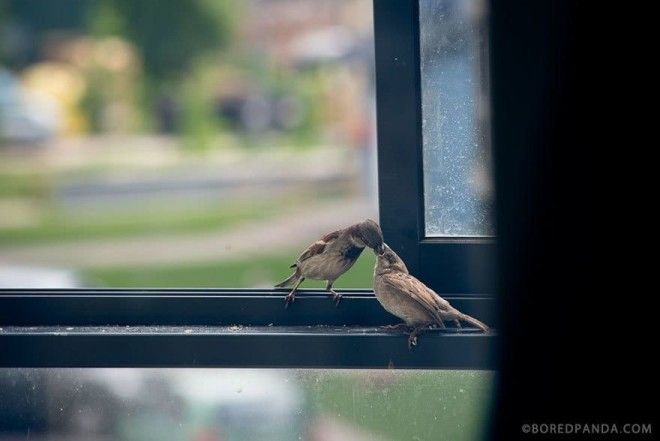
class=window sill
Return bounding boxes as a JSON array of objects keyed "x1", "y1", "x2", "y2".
[
  {"x1": 0, "y1": 325, "x2": 496, "y2": 368},
  {"x1": 1, "y1": 289, "x2": 496, "y2": 369}
]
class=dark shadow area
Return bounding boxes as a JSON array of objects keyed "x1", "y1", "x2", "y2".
[{"x1": 490, "y1": 1, "x2": 655, "y2": 439}]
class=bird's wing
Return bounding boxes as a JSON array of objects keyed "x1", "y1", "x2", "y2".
[
  {"x1": 294, "y1": 229, "x2": 342, "y2": 265},
  {"x1": 380, "y1": 271, "x2": 452, "y2": 323},
  {"x1": 296, "y1": 240, "x2": 327, "y2": 264},
  {"x1": 321, "y1": 229, "x2": 342, "y2": 243}
]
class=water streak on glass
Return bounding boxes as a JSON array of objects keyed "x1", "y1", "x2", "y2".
[{"x1": 419, "y1": 0, "x2": 494, "y2": 237}]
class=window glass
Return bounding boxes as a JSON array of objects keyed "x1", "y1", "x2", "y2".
[
  {"x1": 0, "y1": 368, "x2": 494, "y2": 440},
  {"x1": 419, "y1": 0, "x2": 494, "y2": 237},
  {"x1": 0, "y1": 0, "x2": 378, "y2": 288}
]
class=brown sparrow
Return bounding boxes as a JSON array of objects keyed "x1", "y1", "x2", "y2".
[
  {"x1": 276, "y1": 219, "x2": 384, "y2": 307},
  {"x1": 374, "y1": 245, "x2": 489, "y2": 348}
]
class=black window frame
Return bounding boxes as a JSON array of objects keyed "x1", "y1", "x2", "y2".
[
  {"x1": 0, "y1": 289, "x2": 495, "y2": 368},
  {"x1": 0, "y1": 0, "x2": 496, "y2": 369},
  {"x1": 375, "y1": 0, "x2": 495, "y2": 295}
]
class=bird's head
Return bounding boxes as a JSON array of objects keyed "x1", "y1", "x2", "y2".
[
  {"x1": 353, "y1": 219, "x2": 384, "y2": 253},
  {"x1": 376, "y1": 244, "x2": 408, "y2": 274}
]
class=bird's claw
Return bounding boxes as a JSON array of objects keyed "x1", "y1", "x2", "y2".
[
  {"x1": 284, "y1": 293, "x2": 295, "y2": 308},
  {"x1": 408, "y1": 334, "x2": 418, "y2": 349},
  {"x1": 328, "y1": 291, "x2": 342, "y2": 306}
]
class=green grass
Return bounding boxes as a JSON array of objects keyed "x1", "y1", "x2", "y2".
[
  {"x1": 302, "y1": 370, "x2": 494, "y2": 441},
  {"x1": 0, "y1": 171, "x2": 52, "y2": 199},
  {"x1": 85, "y1": 249, "x2": 377, "y2": 288},
  {"x1": 0, "y1": 199, "x2": 288, "y2": 246}
]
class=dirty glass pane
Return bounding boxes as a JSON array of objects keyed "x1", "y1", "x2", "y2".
[
  {"x1": 0, "y1": 368, "x2": 494, "y2": 441},
  {"x1": 419, "y1": 0, "x2": 494, "y2": 237}
]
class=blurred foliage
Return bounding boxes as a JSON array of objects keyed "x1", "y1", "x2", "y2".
[
  {"x1": 1, "y1": 0, "x2": 91, "y2": 67},
  {"x1": 292, "y1": 69, "x2": 328, "y2": 147},
  {"x1": 2, "y1": 0, "x2": 236, "y2": 80},
  {"x1": 0, "y1": 0, "x2": 235, "y2": 145},
  {"x1": 1, "y1": 0, "x2": 334, "y2": 143},
  {"x1": 87, "y1": 0, "x2": 239, "y2": 138},
  {"x1": 178, "y1": 58, "x2": 225, "y2": 151},
  {"x1": 87, "y1": 0, "x2": 237, "y2": 81},
  {"x1": 0, "y1": 171, "x2": 52, "y2": 199}
]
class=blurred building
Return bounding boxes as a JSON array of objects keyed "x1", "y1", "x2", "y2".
[{"x1": 240, "y1": 0, "x2": 372, "y2": 66}]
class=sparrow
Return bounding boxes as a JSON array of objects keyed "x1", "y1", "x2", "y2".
[
  {"x1": 373, "y1": 244, "x2": 489, "y2": 348},
  {"x1": 276, "y1": 219, "x2": 385, "y2": 307}
]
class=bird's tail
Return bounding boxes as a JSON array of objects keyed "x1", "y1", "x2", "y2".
[
  {"x1": 457, "y1": 312, "x2": 490, "y2": 332},
  {"x1": 275, "y1": 272, "x2": 299, "y2": 288}
]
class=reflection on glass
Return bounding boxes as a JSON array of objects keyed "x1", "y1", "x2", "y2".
[
  {"x1": 419, "y1": 0, "x2": 493, "y2": 237},
  {"x1": 0, "y1": 369, "x2": 494, "y2": 441}
]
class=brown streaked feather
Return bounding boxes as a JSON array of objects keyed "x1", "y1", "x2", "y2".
[
  {"x1": 321, "y1": 229, "x2": 342, "y2": 242},
  {"x1": 296, "y1": 240, "x2": 326, "y2": 264},
  {"x1": 380, "y1": 272, "x2": 450, "y2": 325},
  {"x1": 293, "y1": 229, "x2": 342, "y2": 266}
]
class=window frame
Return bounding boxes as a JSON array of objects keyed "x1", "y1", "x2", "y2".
[
  {"x1": 374, "y1": 0, "x2": 495, "y2": 294},
  {"x1": 0, "y1": 289, "x2": 495, "y2": 368},
  {"x1": 0, "y1": 0, "x2": 497, "y2": 369}
]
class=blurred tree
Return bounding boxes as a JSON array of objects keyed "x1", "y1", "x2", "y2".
[
  {"x1": 1, "y1": 0, "x2": 93, "y2": 68},
  {"x1": 86, "y1": 0, "x2": 238, "y2": 137},
  {"x1": 87, "y1": 0, "x2": 237, "y2": 81},
  {"x1": 179, "y1": 58, "x2": 221, "y2": 150},
  {"x1": 3, "y1": 0, "x2": 236, "y2": 80}
]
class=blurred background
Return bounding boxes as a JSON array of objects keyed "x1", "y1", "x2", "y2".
[
  {"x1": 0, "y1": 0, "x2": 378, "y2": 289},
  {"x1": 0, "y1": 369, "x2": 493, "y2": 441}
]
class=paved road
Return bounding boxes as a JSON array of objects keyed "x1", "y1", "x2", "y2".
[{"x1": 0, "y1": 198, "x2": 377, "y2": 268}]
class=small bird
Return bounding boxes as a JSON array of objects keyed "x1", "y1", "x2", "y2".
[
  {"x1": 373, "y1": 245, "x2": 489, "y2": 348},
  {"x1": 276, "y1": 219, "x2": 384, "y2": 307}
]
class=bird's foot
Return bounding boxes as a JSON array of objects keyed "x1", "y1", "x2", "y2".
[
  {"x1": 407, "y1": 326, "x2": 427, "y2": 350},
  {"x1": 284, "y1": 293, "x2": 296, "y2": 308},
  {"x1": 328, "y1": 290, "x2": 342, "y2": 306}
]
